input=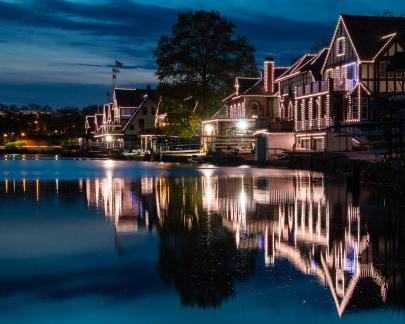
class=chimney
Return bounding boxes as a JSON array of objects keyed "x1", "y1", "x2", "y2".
[{"x1": 264, "y1": 57, "x2": 274, "y2": 93}]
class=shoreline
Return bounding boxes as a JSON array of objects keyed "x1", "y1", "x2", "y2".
[{"x1": 2, "y1": 151, "x2": 404, "y2": 194}]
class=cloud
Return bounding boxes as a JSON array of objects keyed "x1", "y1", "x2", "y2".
[
  {"x1": 0, "y1": 0, "x2": 178, "y2": 39},
  {"x1": 1, "y1": 0, "x2": 404, "y2": 105}
]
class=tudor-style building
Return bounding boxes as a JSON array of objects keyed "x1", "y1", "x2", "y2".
[
  {"x1": 85, "y1": 87, "x2": 159, "y2": 149},
  {"x1": 260, "y1": 14, "x2": 405, "y2": 154},
  {"x1": 201, "y1": 58, "x2": 288, "y2": 153}
]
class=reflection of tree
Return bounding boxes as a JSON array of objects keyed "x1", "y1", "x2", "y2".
[{"x1": 157, "y1": 177, "x2": 256, "y2": 307}]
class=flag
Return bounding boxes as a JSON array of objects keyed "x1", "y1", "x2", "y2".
[{"x1": 115, "y1": 60, "x2": 123, "y2": 68}]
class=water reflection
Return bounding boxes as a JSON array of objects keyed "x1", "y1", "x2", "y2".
[{"x1": 2, "y1": 170, "x2": 404, "y2": 317}]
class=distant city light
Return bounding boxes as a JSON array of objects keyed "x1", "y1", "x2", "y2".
[{"x1": 237, "y1": 119, "x2": 248, "y2": 130}]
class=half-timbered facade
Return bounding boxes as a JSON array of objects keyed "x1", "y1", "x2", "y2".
[{"x1": 272, "y1": 14, "x2": 405, "y2": 153}]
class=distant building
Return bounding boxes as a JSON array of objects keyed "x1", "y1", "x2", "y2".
[{"x1": 85, "y1": 87, "x2": 159, "y2": 149}]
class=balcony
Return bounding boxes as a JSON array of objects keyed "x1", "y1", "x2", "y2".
[
  {"x1": 256, "y1": 118, "x2": 294, "y2": 132},
  {"x1": 296, "y1": 118, "x2": 328, "y2": 131},
  {"x1": 333, "y1": 78, "x2": 355, "y2": 92},
  {"x1": 296, "y1": 80, "x2": 328, "y2": 97}
]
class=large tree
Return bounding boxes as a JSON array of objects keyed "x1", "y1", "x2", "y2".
[{"x1": 154, "y1": 10, "x2": 257, "y2": 135}]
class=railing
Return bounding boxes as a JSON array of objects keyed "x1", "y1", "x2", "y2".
[
  {"x1": 295, "y1": 118, "x2": 328, "y2": 131},
  {"x1": 255, "y1": 119, "x2": 294, "y2": 132},
  {"x1": 296, "y1": 80, "x2": 329, "y2": 97},
  {"x1": 333, "y1": 78, "x2": 355, "y2": 92}
]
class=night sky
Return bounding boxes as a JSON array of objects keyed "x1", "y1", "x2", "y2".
[{"x1": 0, "y1": 0, "x2": 404, "y2": 107}]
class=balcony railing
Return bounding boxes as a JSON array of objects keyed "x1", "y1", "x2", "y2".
[
  {"x1": 333, "y1": 78, "x2": 355, "y2": 92},
  {"x1": 296, "y1": 80, "x2": 328, "y2": 97},
  {"x1": 256, "y1": 118, "x2": 294, "y2": 132},
  {"x1": 295, "y1": 118, "x2": 328, "y2": 131}
]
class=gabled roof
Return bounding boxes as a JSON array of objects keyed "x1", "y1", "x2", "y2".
[
  {"x1": 276, "y1": 48, "x2": 327, "y2": 82},
  {"x1": 122, "y1": 96, "x2": 149, "y2": 131},
  {"x1": 236, "y1": 77, "x2": 260, "y2": 93},
  {"x1": 276, "y1": 54, "x2": 316, "y2": 81},
  {"x1": 114, "y1": 88, "x2": 154, "y2": 108},
  {"x1": 341, "y1": 14, "x2": 405, "y2": 61},
  {"x1": 274, "y1": 66, "x2": 290, "y2": 79},
  {"x1": 223, "y1": 77, "x2": 260, "y2": 102},
  {"x1": 300, "y1": 48, "x2": 328, "y2": 80}
]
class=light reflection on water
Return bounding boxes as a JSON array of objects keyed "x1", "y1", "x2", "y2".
[{"x1": 0, "y1": 165, "x2": 404, "y2": 323}]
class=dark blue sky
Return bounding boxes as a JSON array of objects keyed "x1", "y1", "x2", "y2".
[{"x1": 0, "y1": 0, "x2": 404, "y2": 107}]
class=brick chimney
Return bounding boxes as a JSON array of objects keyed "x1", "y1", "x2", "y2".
[{"x1": 264, "y1": 57, "x2": 274, "y2": 93}]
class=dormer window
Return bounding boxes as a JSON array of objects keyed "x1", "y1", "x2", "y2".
[{"x1": 336, "y1": 37, "x2": 345, "y2": 57}]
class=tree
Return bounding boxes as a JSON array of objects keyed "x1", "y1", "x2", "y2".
[
  {"x1": 154, "y1": 10, "x2": 257, "y2": 127},
  {"x1": 157, "y1": 177, "x2": 257, "y2": 307}
]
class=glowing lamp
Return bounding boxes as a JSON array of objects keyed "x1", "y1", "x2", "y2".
[
  {"x1": 237, "y1": 119, "x2": 248, "y2": 131},
  {"x1": 106, "y1": 135, "x2": 113, "y2": 142},
  {"x1": 204, "y1": 124, "x2": 214, "y2": 134}
]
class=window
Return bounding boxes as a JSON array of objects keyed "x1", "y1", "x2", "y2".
[
  {"x1": 321, "y1": 97, "x2": 327, "y2": 117},
  {"x1": 352, "y1": 97, "x2": 359, "y2": 120},
  {"x1": 380, "y1": 61, "x2": 387, "y2": 78},
  {"x1": 142, "y1": 107, "x2": 147, "y2": 115},
  {"x1": 348, "y1": 64, "x2": 356, "y2": 80},
  {"x1": 336, "y1": 37, "x2": 345, "y2": 57},
  {"x1": 250, "y1": 102, "x2": 260, "y2": 117},
  {"x1": 139, "y1": 119, "x2": 144, "y2": 129},
  {"x1": 361, "y1": 98, "x2": 368, "y2": 120},
  {"x1": 313, "y1": 99, "x2": 318, "y2": 119}
]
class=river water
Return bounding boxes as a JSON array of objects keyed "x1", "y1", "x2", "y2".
[{"x1": 0, "y1": 158, "x2": 404, "y2": 323}]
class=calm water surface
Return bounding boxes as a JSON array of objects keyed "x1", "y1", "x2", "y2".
[{"x1": 0, "y1": 158, "x2": 404, "y2": 323}]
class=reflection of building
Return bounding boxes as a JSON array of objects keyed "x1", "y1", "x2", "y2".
[
  {"x1": 197, "y1": 170, "x2": 387, "y2": 317},
  {"x1": 2, "y1": 171, "x2": 398, "y2": 315},
  {"x1": 86, "y1": 177, "x2": 141, "y2": 233}
]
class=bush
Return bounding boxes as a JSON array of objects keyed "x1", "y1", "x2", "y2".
[{"x1": 5, "y1": 140, "x2": 26, "y2": 148}]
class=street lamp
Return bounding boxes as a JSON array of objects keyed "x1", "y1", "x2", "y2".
[
  {"x1": 237, "y1": 119, "x2": 248, "y2": 131},
  {"x1": 204, "y1": 124, "x2": 214, "y2": 135}
]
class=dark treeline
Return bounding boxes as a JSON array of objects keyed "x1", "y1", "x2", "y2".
[{"x1": 0, "y1": 103, "x2": 100, "y2": 145}]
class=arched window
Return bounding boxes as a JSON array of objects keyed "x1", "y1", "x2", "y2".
[{"x1": 250, "y1": 102, "x2": 260, "y2": 118}]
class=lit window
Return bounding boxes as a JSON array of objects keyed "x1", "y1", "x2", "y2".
[
  {"x1": 250, "y1": 102, "x2": 260, "y2": 117},
  {"x1": 336, "y1": 37, "x2": 345, "y2": 57}
]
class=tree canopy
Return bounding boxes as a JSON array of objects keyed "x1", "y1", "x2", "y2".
[{"x1": 154, "y1": 10, "x2": 257, "y2": 136}]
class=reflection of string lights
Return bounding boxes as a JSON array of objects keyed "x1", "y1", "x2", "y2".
[{"x1": 2, "y1": 171, "x2": 387, "y2": 317}]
